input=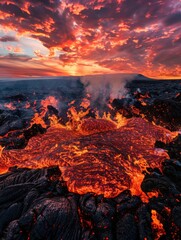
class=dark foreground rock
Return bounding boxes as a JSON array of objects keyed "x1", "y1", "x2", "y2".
[
  {"x1": 155, "y1": 134, "x2": 181, "y2": 161},
  {"x1": 0, "y1": 163, "x2": 180, "y2": 240},
  {"x1": 112, "y1": 98, "x2": 181, "y2": 131},
  {"x1": 112, "y1": 80, "x2": 181, "y2": 131},
  {"x1": 0, "y1": 124, "x2": 46, "y2": 150}
]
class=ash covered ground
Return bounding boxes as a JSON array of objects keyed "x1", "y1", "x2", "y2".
[{"x1": 0, "y1": 75, "x2": 180, "y2": 239}]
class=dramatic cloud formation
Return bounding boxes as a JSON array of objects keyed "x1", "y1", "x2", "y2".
[{"x1": 0, "y1": 0, "x2": 180, "y2": 77}]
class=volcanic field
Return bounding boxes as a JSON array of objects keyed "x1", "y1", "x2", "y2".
[{"x1": 0, "y1": 76, "x2": 180, "y2": 240}]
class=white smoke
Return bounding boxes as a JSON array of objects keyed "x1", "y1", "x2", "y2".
[{"x1": 81, "y1": 73, "x2": 136, "y2": 105}]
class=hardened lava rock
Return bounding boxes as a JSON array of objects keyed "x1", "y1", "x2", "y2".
[
  {"x1": 141, "y1": 163, "x2": 181, "y2": 240},
  {"x1": 112, "y1": 97, "x2": 181, "y2": 131},
  {"x1": 0, "y1": 123, "x2": 46, "y2": 150},
  {"x1": 155, "y1": 134, "x2": 181, "y2": 161},
  {"x1": 80, "y1": 193, "x2": 116, "y2": 240},
  {"x1": 0, "y1": 166, "x2": 82, "y2": 240},
  {"x1": 0, "y1": 165, "x2": 180, "y2": 240}
]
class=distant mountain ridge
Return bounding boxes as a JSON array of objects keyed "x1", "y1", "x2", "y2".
[{"x1": 133, "y1": 74, "x2": 153, "y2": 80}]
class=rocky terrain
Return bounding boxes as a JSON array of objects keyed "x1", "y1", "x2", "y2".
[{"x1": 0, "y1": 76, "x2": 180, "y2": 239}]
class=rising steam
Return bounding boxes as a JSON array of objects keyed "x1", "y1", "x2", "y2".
[{"x1": 80, "y1": 73, "x2": 136, "y2": 113}]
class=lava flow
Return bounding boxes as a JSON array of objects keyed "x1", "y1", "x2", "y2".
[
  {"x1": 0, "y1": 99, "x2": 177, "y2": 198},
  {"x1": 0, "y1": 77, "x2": 180, "y2": 239}
]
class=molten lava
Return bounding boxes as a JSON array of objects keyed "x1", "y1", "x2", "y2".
[
  {"x1": 151, "y1": 210, "x2": 166, "y2": 240},
  {"x1": 0, "y1": 81, "x2": 180, "y2": 239},
  {"x1": 0, "y1": 113, "x2": 177, "y2": 198}
]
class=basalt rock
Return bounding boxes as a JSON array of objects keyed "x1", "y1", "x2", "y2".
[
  {"x1": 116, "y1": 213, "x2": 139, "y2": 240},
  {"x1": 141, "y1": 162, "x2": 181, "y2": 239},
  {"x1": 24, "y1": 124, "x2": 46, "y2": 141},
  {"x1": 112, "y1": 98, "x2": 181, "y2": 131},
  {"x1": 145, "y1": 99, "x2": 181, "y2": 131},
  {"x1": 0, "y1": 113, "x2": 23, "y2": 136},
  {"x1": 3, "y1": 94, "x2": 28, "y2": 102},
  {"x1": 155, "y1": 134, "x2": 181, "y2": 161},
  {"x1": 44, "y1": 105, "x2": 59, "y2": 125},
  {"x1": 162, "y1": 159, "x2": 181, "y2": 191},
  {"x1": 0, "y1": 166, "x2": 80, "y2": 240},
  {"x1": 141, "y1": 168, "x2": 180, "y2": 197},
  {"x1": 0, "y1": 164, "x2": 180, "y2": 240},
  {"x1": 0, "y1": 124, "x2": 46, "y2": 150},
  {"x1": 80, "y1": 193, "x2": 116, "y2": 240}
]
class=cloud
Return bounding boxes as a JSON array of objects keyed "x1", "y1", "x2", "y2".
[
  {"x1": 0, "y1": 53, "x2": 31, "y2": 62},
  {"x1": 153, "y1": 46, "x2": 181, "y2": 67},
  {"x1": 0, "y1": 54, "x2": 68, "y2": 77},
  {"x1": 0, "y1": 35, "x2": 17, "y2": 42},
  {"x1": 0, "y1": 0, "x2": 180, "y2": 77},
  {"x1": 0, "y1": 3, "x2": 28, "y2": 18},
  {"x1": 165, "y1": 12, "x2": 181, "y2": 26},
  {"x1": 0, "y1": 1, "x2": 75, "y2": 49}
]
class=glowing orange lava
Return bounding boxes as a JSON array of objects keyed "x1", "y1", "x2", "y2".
[
  {"x1": 151, "y1": 210, "x2": 166, "y2": 239},
  {"x1": 0, "y1": 114, "x2": 177, "y2": 198}
]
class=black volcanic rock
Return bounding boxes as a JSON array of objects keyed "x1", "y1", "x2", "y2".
[
  {"x1": 3, "y1": 94, "x2": 28, "y2": 101},
  {"x1": 145, "y1": 99, "x2": 181, "y2": 130},
  {"x1": 174, "y1": 92, "x2": 181, "y2": 102},
  {"x1": 24, "y1": 124, "x2": 46, "y2": 140},
  {"x1": 116, "y1": 213, "x2": 138, "y2": 240},
  {"x1": 155, "y1": 134, "x2": 181, "y2": 160},
  {"x1": 0, "y1": 124, "x2": 46, "y2": 150},
  {"x1": 0, "y1": 135, "x2": 26, "y2": 150},
  {"x1": 112, "y1": 95, "x2": 181, "y2": 131},
  {"x1": 162, "y1": 159, "x2": 181, "y2": 192},
  {"x1": 0, "y1": 113, "x2": 23, "y2": 136},
  {"x1": 44, "y1": 105, "x2": 59, "y2": 125},
  {"x1": 0, "y1": 165, "x2": 180, "y2": 240}
]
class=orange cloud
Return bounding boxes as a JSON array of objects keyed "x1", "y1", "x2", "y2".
[
  {"x1": 6, "y1": 45, "x2": 23, "y2": 53},
  {"x1": 0, "y1": 0, "x2": 180, "y2": 78}
]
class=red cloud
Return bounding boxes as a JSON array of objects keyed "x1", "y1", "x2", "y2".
[{"x1": 0, "y1": 0, "x2": 180, "y2": 77}]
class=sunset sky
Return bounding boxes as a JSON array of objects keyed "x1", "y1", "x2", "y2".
[{"x1": 0, "y1": 0, "x2": 180, "y2": 78}]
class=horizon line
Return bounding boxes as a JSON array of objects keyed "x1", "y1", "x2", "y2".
[{"x1": 0, "y1": 73, "x2": 181, "y2": 81}]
